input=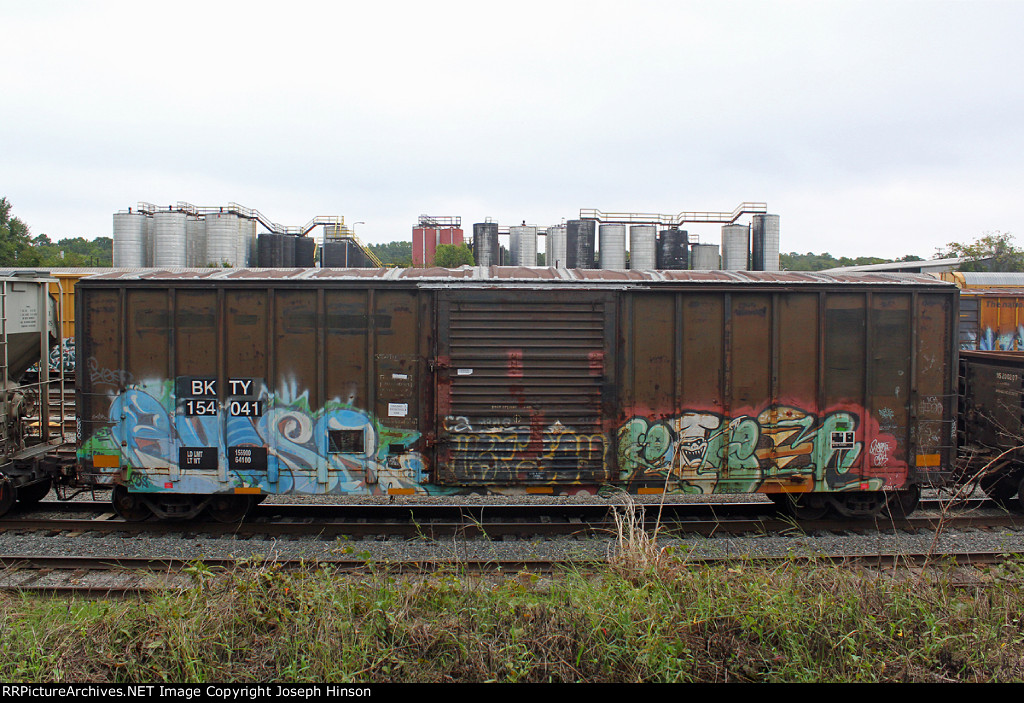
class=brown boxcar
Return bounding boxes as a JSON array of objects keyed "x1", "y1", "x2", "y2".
[
  {"x1": 74, "y1": 268, "x2": 958, "y2": 520},
  {"x1": 957, "y1": 350, "x2": 1024, "y2": 504}
]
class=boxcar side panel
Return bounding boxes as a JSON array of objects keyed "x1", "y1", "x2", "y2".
[
  {"x1": 913, "y1": 292, "x2": 957, "y2": 481},
  {"x1": 75, "y1": 272, "x2": 958, "y2": 500},
  {"x1": 616, "y1": 287, "x2": 937, "y2": 496},
  {"x1": 77, "y1": 288, "x2": 123, "y2": 484}
]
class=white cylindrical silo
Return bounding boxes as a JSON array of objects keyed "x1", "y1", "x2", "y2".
[
  {"x1": 186, "y1": 215, "x2": 206, "y2": 267},
  {"x1": 205, "y1": 212, "x2": 239, "y2": 266},
  {"x1": 629, "y1": 225, "x2": 657, "y2": 270},
  {"x1": 691, "y1": 243, "x2": 721, "y2": 270},
  {"x1": 152, "y1": 210, "x2": 187, "y2": 267},
  {"x1": 235, "y1": 217, "x2": 255, "y2": 267},
  {"x1": 112, "y1": 211, "x2": 147, "y2": 267},
  {"x1": 547, "y1": 225, "x2": 567, "y2": 268},
  {"x1": 721, "y1": 224, "x2": 750, "y2": 270},
  {"x1": 144, "y1": 215, "x2": 154, "y2": 266},
  {"x1": 599, "y1": 224, "x2": 627, "y2": 269},
  {"x1": 246, "y1": 219, "x2": 258, "y2": 267},
  {"x1": 510, "y1": 226, "x2": 538, "y2": 266}
]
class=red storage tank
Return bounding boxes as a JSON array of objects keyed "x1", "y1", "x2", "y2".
[{"x1": 412, "y1": 216, "x2": 463, "y2": 266}]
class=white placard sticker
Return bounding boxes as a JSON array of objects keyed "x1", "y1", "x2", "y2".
[
  {"x1": 392, "y1": 373, "x2": 409, "y2": 380},
  {"x1": 457, "y1": 368, "x2": 473, "y2": 376},
  {"x1": 388, "y1": 402, "x2": 409, "y2": 417}
]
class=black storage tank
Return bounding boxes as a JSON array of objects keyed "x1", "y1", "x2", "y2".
[{"x1": 566, "y1": 220, "x2": 596, "y2": 269}]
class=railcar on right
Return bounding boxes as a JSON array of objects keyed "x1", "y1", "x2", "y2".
[
  {"x1": 941, "y1": 271, "x2": 1024, "y2": 351},
  {"x1": 957, "y1": 350, "x2": 1024, "y2": 506}
]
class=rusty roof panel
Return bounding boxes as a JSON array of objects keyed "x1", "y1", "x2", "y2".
[{"x1": 78, "y1": 266, "x2": 954, "y2": 287}]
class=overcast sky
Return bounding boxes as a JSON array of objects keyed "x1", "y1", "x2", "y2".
[{"x1": 3, "y1": 0, "x2": 1022, "y2": 259}]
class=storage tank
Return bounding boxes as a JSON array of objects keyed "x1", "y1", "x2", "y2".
[
  {"x1": 257, "y1": 232, "x2": 274, "y2": 267},
  {"x1": 547, "y1": 224, "x2": 567, "y2": 268},
  {"x1": 143, "y1": 215, "x2": 154, "y2": 266},
  {"x1": 186, "y1": 215, "x2": 205, "y2": 267},
  {"x1": 205, "y1": 212, "x2": 239, "y2": 266},
  {"x1": 721, "y1": 224, "x2": 750, "y2": 270},
  {"x1": 473, "y1": 222, "x2": 500, "y2": 267},
  {"x1": 152, "y1": 210, "x2": 187, "y2": 267},
  {"x1": 235, "y1": 217, "x2": 256, "y2": 267},
  {"x1": 657, "y1": 229, "x2": 689, "y2": 270},
  {"x1": 510, "y1": 226, "x2": 538, "y2": 266},
  {"x1": 629, "y1": 225, "x2": 657, "y2": 270},
  {"x1": 566, "y1": 220, "x2": 596, "y2": 269},
  {"x1": 599, "y1": 224, "x2": 627, "y2": 269},
  {"x1": 322, "y1": 240, "x2": 370, "y2": 267},
  {"x1": 295, "y1": 237, "x2": 316, "y2": 267},
  {"x1": 271, "y1": 234, "x2": 286, "y2": 267},
  {"x1": 112, "y1": 211, "x2": 147, "y2": 267},
  {"x1": 751, "y1": 214, "x2": 780, "y2": 272},
  {"x1": 282, "y1": 234, "x2": 296, "y2": 267},
  {"x1": 690, "y1": 243, "x2": 721, "y2": 270}
]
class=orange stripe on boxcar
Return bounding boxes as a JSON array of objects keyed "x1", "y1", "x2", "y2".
[
  {"x1": 916, "y1": 454, "x2": 941, "y2": 467},
  {"x1": 92, "y1": 455, "x2": 120, "y2": 468},
  {"x1": 234, "y1": 487, "x2": 262, "y2": 494}
]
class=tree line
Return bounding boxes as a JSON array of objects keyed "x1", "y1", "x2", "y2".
[{"x1": 0, "y1": 198, "x2": 112, "y2": 267}]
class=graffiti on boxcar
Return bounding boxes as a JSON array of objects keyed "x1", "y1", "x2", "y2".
[
  {"x1": 86, "y1": 357, "x2": 135, "y2": 388},
  {"x1": 81, "y1": 378, "x2": 431, "y2": 496},
  {"x1": 869, "y1": 438, "x2": 891, "y2": 466},
  {"x1": 976, "y1": 325, "x2": 1024, "y2": 352},
  {"x1": 617, "y1": 404, "x2": 900, "y2": 493},
  {"x1": 444, "y1": 415, "x2": 606, "y2": 481},
  {"x1": 26, "y1": 337, "x2": 76, "y2": 375}
]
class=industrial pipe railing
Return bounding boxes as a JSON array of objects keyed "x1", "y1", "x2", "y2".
[{"x1": 579, "y1": 202, "x2": 767, "y2": 225}]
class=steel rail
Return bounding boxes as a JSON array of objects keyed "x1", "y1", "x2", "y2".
[{"x1": 0, "y1": 550, "x2": 1018, "y2": 597}]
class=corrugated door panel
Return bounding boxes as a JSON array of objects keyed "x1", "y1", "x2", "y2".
[{"x1": 437, "y1": 296, "x2": 610, "y2": 485}]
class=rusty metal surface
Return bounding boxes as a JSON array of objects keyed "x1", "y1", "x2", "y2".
[
  {"x1": 958, "y1": 288, "x2": 1024, "y2": 351},
  {"x1": 435, "y1": 290, "x2": 614, "y2": 484},
  {"x1": 958, "y1": 350, "x2": 1024, "y2": 458},
  {"x1": 80, "y1": 267, "x2": 953, "y2": 287}
]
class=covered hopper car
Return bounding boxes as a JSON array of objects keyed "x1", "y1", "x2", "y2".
[
  {"x1": 72, "y1": 268, "x2": 958, "y2": 521},
  {"x1": 0, "y1": 273, "x2": 70, "y2": 514}
]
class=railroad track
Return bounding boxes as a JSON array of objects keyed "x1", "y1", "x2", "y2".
[
  {"x1": 3, "y1": 497, "x2": 1022, "y2": 539},
  {"x1": 0, "y1": 549, "x2": 1017, "y2": 598},
  {"x1": 3, "y1": 497, "x2": 1022, "y2": 597}
]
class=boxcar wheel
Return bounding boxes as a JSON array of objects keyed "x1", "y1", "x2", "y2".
[
  {"x1": 206, "y1": 495, "x2": 253, "y2": 523},
  {"x1": 771, "y1": 493, "x2": 829, "y2": 521},
  {"x1": 883, "y1": 485, "x2": 920, "y2": 518},
  {"x1": 17, "y1": 479, "x2": 52, "y2": 506},
  {"x1": 1014, "y1": 475, "x2": 1024, "y2": 513},
  {"x1": 112, "y1": 485, "x2": 153, "y2": 522},
  {"x1": 982, "y1": 474, "x2": 1019, "y2": 507},
  {"x1": 0, "y1": 477, "x2": 15, "y2": 517}
]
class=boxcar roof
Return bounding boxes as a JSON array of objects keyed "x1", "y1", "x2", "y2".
[
  {"x1": 957, "y1": 287, "x2": 1024, "y2": 296},
  {"x1": 75, "y1": 267, "x2": 954, "y2": 288}
]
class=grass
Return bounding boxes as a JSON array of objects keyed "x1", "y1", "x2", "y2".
[
  {"x1": 2, "y1": 557, "x2": 1024, "y2": 682},
  {"x1": 2, "y1": 502, "x2": 1024, "y2": 682}
]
